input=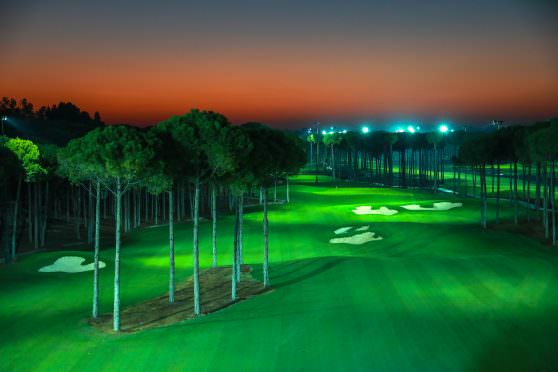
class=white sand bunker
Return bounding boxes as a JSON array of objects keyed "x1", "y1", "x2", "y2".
[
  {"x1": 330, "y1": 232, "x2": 383, "y2": 245},
  {"x1": 355, "y1": 225, "x2": 369, "y2": 232},
  {"x1": 39, "y1": 256, "x2": 106, "y2": 273},
  {"x1": 401, "y1": 202, "x2": 463, "y2": 211},
  {"x1": 334, "y1": 226, "x2": 354, "y2": 235},
  {"x1": 352, "y1": 206, "x2": 398, "y2": 216}
]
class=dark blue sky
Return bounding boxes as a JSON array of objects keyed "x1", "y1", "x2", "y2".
[{"x1": 1, "y1": 0, "x2": 557, "y2": 129}]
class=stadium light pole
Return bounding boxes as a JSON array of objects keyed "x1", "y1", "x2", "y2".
[{"x1": 1, "y1": 116, "x2": 7, "y2": 136}]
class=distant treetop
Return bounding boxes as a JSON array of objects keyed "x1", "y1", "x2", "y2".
[{"x1": 1, "y1": 97, "x2": 104, "y2": 126}]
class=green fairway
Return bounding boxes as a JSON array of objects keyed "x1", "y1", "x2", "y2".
[{"x1": 1, "y1": 176, "x2": 557, "y2": 371}]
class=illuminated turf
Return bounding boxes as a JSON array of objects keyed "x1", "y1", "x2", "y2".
[{"x1": 1, "y1": 175, "x2": 557, "y2": 370}]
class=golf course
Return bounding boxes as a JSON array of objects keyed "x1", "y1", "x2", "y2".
[{"x1": 1, "y1": 175, "x2": 557, "y2": 371}]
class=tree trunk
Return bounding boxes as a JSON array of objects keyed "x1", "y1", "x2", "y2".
[
  {"x1": 27, "y1": 183, "x2": 32, "y2": 243},
  {"x1": 491, "y1": 164, "x2": 495, "y2": 192},
  {"x1": 543, "y1": 166, "x2": 549, "y2": 239},
  {"x1": 192, "y1": 181, "x2": 201, "y2": 316},
  {"x1": 480, "y1": 165, "x2": 487, "y2": 229},
  {"x1": 453, "y1": 165, "x2": 456, "y2": 194},
  {"x1": 76, "y1": 186, "x2": 81, "y2": 240},
  {"x1": 34, "y1": 182, "x2": 39, "y2": 249},
  {"x1": 483, "y1": 166, "x2": 488, "y2": 228},
  {"x1": 514, "y1": 161, "x2": 518, "y2": 224},
  {"x1": 169, "y1": 189, "x2": 175, "y2": 303},
  {"x1": 331, "y1": 144, "x2": 335, "y2": 181},
  {"x1": 522, "y1": 163, "x2": 527, "y2": 201},
  {"x1": 535, "y1": 162, "x2": 541, "y2": 219},
  {"x1": 309, "y1": 141, "x2": 313, "y2": 166},
  {"x1": 137, "y1": 189, "x2": 141, "y2": 226},
  {"x1": 471, "y1": 167, "x2": 477, "y2": 198},
  {"x1": 231, "y1": 196, "x2": 240, "y2": 301},
  {"x1": 66, "y1": 187, "x2": 70, "y2": 223},
  {"x1": 526, "y1": 163, "x2": 532, "y2": 222},
  {"x1": 433, "y1": 144, "x2": 438, "y2": 191},
  {"x1": 10, "y1": 177, "x2": 22, "y2": 261},
  {"x1": 211, "y1": 185, "x2": 217, "y2": 267},
  {"x1": 496, "y1": 162, "x2": 501, "y2": 224},
  {"x1": 155, "y1": 194, "x2": 159, "y2": 225},
  {"x1": 286, "y1": 176, "x2": 290, "y2": 203},
  {"x1": 315, "y1": 139, "x2": 319, "y2": 184},
  {"x1": 551, "y1": 160, "x2": 556, "y2": 246},
  {"x1": 87, "y1": 182, "x2": 93, "y2": 244},
  {"x1": 113, "y1": 178, "x2": 122, "y2": 331},
  {"x1": 238, "y1": 193, "x2": 244, "y2": 272},
  {"x1": 263, "y1": 187, "x2": 270, "y2": 287},
  {"x1": 40, "y1": 181, "x2": 49, "y2": 247},
  {"x1": 92, "y1": 180, "x2": 101, "y2": 318}
]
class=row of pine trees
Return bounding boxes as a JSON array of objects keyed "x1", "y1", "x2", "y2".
[
  {"x1": 1, "y1": 109, "x2": 306, "y2": 332},
  {"x1": 308, "y1": 120, "x2": 558, "y2": 245}
]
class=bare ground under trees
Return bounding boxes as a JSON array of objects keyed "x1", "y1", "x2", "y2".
[{"x1": 89, "y1": 265, "x2": 271, "y2": 333}]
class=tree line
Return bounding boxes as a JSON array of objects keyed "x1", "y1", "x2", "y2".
[
  {"x1": 1, "y1": 97, "x2": 104, "y2": 125},
  {"x1": 307, "y1": 129, "x2": 459, "y2": 187},
  {"x1": 306, "y1": 120, "x2": 558, "y2": 245},
  {"x1": 1, "y1": 109, "x2": 305, "y2": 332}
]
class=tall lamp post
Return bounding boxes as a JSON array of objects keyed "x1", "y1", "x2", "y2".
[
  {"x1": 314, "y1": 122, "x2": 320, "y2": 183},
  {"x1": 1, "y1": 116, "x2": 7, "y2": 136}
]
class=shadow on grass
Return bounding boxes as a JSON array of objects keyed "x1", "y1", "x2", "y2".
[
  {"x1": 268, "y1": 257, "x2": 343, "y2": 289},
  {"x1": 469, "y1": 315, "x2": 558, "y2": 372}
]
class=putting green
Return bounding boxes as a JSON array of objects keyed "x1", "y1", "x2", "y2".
[{"x1": 1, "y1": 175, "x2": 557, "y2": 371}]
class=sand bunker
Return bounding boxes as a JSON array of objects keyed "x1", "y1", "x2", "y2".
[
  {"x1": 329, "y1": 232, "x2": 383, "y2": 245},
  {"x1": 355, "y1": 225, "x2": 370, "y2": 232},
  {"x1": 334, "y1": 226, "x2": 353, "y2": 234},
  {"x1": 39, "y1": 256, "x2": 106, "y2": 273},
  {"x1": 401, "y1": 202, "x2": 463, "y2": 211},
  {"x1": 352, "y1": 206, "x2": 398, "y2": 216},
  {"x1": 437, "y1": 188, "x2": 454, "y2": 194}
]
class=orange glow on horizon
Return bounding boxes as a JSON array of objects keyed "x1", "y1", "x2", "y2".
[{"x1": 2, "y1": 41, "x2": 557, "y2": 127}]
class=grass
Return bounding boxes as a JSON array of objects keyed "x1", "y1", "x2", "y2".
[{"x1": 1, "y1": 175, "x2": 557, "y2": 371}]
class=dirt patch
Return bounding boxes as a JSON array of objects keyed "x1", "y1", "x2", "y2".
[
  {"x1": 491, "y1": 220, "x2": 551, "y2": 244},
  {"x1": 89, "y1": 265, "x2": 270, "y2": 333}
]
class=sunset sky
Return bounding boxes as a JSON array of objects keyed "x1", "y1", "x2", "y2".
[{"x1": 1, "y1": 0, "x2": 557, "y2": 129}]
